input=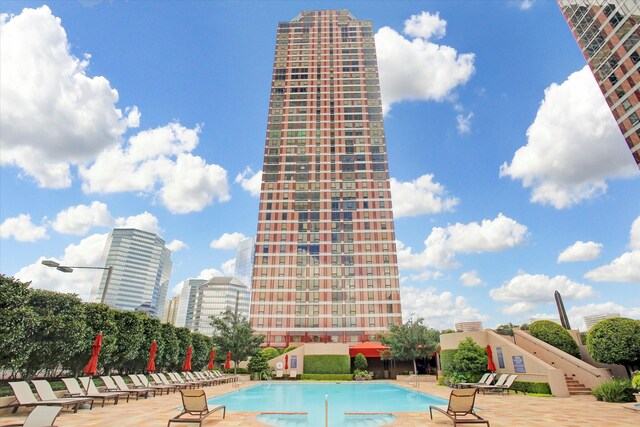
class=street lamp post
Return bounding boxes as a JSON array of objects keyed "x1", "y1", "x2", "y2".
[{"x1": 41, "y1": 260, "x2": 114, "y2": 304}]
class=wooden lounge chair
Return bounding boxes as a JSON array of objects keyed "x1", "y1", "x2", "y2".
[
  {"x1": 31, "y1": 380, "x2": 94, "y2": 410},
  {"x1": 134, "y1": 374, "x2": 174, "y2": 394},
  {"x1": 3, "y1": 405, "x2": 62, "y2": 427},
  {"x1": 457, "y1": 373, "x2": 495, "y2": 388},
  {"x1": 79, "y1": 377, "x2": 130, "y2": 405},
  {"x1": 167, "y1": 389, "x2": 226, "y2": 427},
  {"x1": 112, "y1": 375, "x2": 157, "y2": 398},
  {"x1": 8, "y1": 381, "x2": 85, "y2": 414},
  {"x1": 429, "y1": 388, "x2": 489, "y2": 426}
]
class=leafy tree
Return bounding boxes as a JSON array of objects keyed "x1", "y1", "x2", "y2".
[
  {"x1": 261, "y1": 347, "x2": 280, "y2": 361},
  {"x1": 353, "y1": 353, "x2": 368, "y2": 371},
  {"x1": 130, "y1": 314, "x2": 162, "y2": 373},
  {"x1": 27, "y1": 289, "x2": 87, "y2": 378},
  {"x1": 529, "y1": 320, "x2": 580, "y2": 358},
  {"x1": 280, "y1": 346, "x2": 298, "y2": 355},
  {"x1": 210, "y1": 308, "x2": 264, "y2": 374},
  {"x1": 110, "y1": 311, "x2": 145, "y2": 373},
  {"x1": 495, "y1": 323, "x2": 516, "y2": 336},
  {"x1": 174, "y1": 327, "x2": 193, "y2": 371},
  {"x1": 439, "y1": 329, "x2": 456, "y2": 335},
  {"x1": 157, "y1": 323, "x2": 179, "y2": 371},
  {"x1": 450, "y1": 337, "x2": 487, "y2": 380},
  {"x1": 247, "y1": 351, "x2": 271, "y2": 379},
  {"x1": 381, "y1": 317, "x2": 439, "y2": 383},
  {"x1": 191, "y1": 333, "x2": 212, "y2": 371},
  {"x1": 0, "y1": 275, "x2": 37, "y2": 378},
  {"x1": 70, "y1": 303, "x2": 118, "y2": 376},
  {"x1": 587, "y1": 318, "x2": 640, "y2": 376}
]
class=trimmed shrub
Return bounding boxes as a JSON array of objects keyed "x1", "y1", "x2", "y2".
[
  {"x1": 304, "y1": 355, "x2": 350, "y2": 374},
  {"x1": 353, "y1": 353, "x2": 368, "y2": 371},
  {"x1": 587, "y1": 318, "x2": 640, "y2": 374},
  {"x1": 591, "y1": 379, "x2": 635, "y2": 403},
  {"x1": 632, "y1": 372, "x2": 640, "y2": 391},
  {"x1": 529, "y1": 320, "x2": 580, "y2": 358},
  {"x1": 260, "y1": 347, "x2": 280, "y2": 361},
  {"x1": 512, "y1": 381, "x2": 551, "y2": 395},
  {"x1": 300, "y1": 374, "x2": 353, "y2": 381},
  {"x1": 353, "y1": 369, "x2": 372, "y2": 380},
  {"x1": 247, "y1": 351, "x2": 270, "y2": 377},
  {"x1": 280, "y1": 346, "x2": 298, "y2": 355}
]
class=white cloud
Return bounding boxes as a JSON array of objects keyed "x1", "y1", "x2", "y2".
[
  {"x1": 456, "y1": 112, "x2": 474, "y2": 134},
  {"x1": 52, "y1": 201, "x2": 112, "y2": 235},
  {"x1": 375, "y1": 13, "x2": 475, "y2": 114},
  {"x1": 584, "y1": 250, "x2": 640, "y2": 283},
  {"x1": 166, "y1": 239, "x2": 188, "y2": 252},
  {"x1": 516, "y1": 0, "x2": 535, "y2": 10},
  {"x1": 400, "y1": 285, "x2": 487, "y2": 330},
  {"x1": 114, "y1": 211, "x2": 160, "y2": 235},
  {"x1": 79, "y1": 124, "x2": 230, "y2": 214},
  {"x1": 566, "y1": 302, "x2": 640, "y2": 331},
  {"x1": 235, "y1": 167, "x2": 262, "y2": 197},
  {"x1": 630, "y1": 216, "x2": 640, "y2": 250},
  {"x1": 500, "y1": 67, "x2": 637, "y2": 209},
  {"x1": 557, "y1": 241, "x2": 602, "y2": 263},
  {"x1": 210, "y1": 232, "x2": 246, "y2": 250},
  {"x1": 0, "y1": 214, "x2": 48, "y2": 242},
  {"x1": 0, "y1": 6, "x2": 138, "y2": 188},
  {"x1": 490, "y1": 272, "x2": 593, "y2": 304},
  {"x1": 460, "y1": 270, "x2": 484, "y2": 287},
  {"x1": 398, "y1": 213, "x2": 528, "y2": 269},
  {"x1": 502, "y1": 301, "x2": 536, "y2": 314},
  {"x1": 222, "y1": 258, "x2": 236, "y2": 276},
  {"x1": 403, "y1": 11, "x2": 446, "y2": 40},
  {"x1": 390, "y1": 174, "x2": 459, "y2": 218},
  {"x1": 407, "y1": 270, "x2": 443, "y2": 282},
  {"x1": 14, "y1": 233, "x2": 109, "y2": 300},
  {"x1": 196, "y1": 268, "x2": 224, "y2": 280}
]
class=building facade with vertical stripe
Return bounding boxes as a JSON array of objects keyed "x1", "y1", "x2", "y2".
[
  {"x1": 250, "y1": 10, "x2": 402, "y2": 347},
  {"x1": 557, "y1": 0, "x2": 640, "y2": 167}
]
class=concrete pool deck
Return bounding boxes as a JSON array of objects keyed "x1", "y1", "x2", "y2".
[{"x1": 0, "y1": 378, "x2": 637, "y2": 426}]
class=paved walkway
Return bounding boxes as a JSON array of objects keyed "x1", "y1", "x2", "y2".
[{"x1": 0, "y1": 379, "x2": 637, "y2": 426}]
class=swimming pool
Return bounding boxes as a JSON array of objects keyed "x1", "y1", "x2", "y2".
[{"x1": 206, "y1": 382, "x2": 448, "y2": 426}]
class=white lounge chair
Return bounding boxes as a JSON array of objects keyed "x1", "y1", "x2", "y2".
[
  {"x1": 289, "y1": 370, "x2": 298, "y2": 380},
  {"x1": 31, "y1": 380, "x2": 94, "y2": 410},
  {"x1": 134, "y1": 374, "x2": 175, "y2": 394},
  {"x1": 2, "y1": 405, "x2": 62, "y2": 427},
  {"x1": 8, "y1": 381, "x2": 86, "y2": 414},
  {"x1": 79, "y1": 376, "x2": 129, "y2": 405},
  {"x1": 112, "y1": 375, "x2": 156, "y2": 398}
]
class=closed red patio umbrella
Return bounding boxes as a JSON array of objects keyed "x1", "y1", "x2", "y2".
[
  {"x1": 224, "y1": 351, "x2": 231, "y2": 370},
  {"x1": 181, "y1": 345, "x2": 192, "y2": 372},
  {"x1": 207, "y1": 349, "x2": 215, "y2": 370},
  {"x1": 146, "y1": 340, "x2": 157, "y2": 373},
  {"x1": 83, "y1": 332, "x2": 102, "y2": 376},
  {"x1": 284, "y1": 354, "x2": 289, "y2": 370},
  {"x1": 486, "y1": 345, "x2": 496, "y2": 372}
]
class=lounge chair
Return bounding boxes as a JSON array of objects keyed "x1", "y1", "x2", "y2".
[
  {"x1": 212, "y1": 370, "x2": 234, "y2": 383},
  {"x1": 429, "y1": 388, "x2": 489, "y2": 426},
  {"x1": 31, "y1": 380, "x2": 94, "y2": 410},
  {"x1": 172, "y1": 372, "x2": 203, "y2": 388},
  {"x1": 134, "y1": 374, "x2": 175, "y2": 394},
  {"x1": 193, "y1": 372, "x2": 220, "y2": 385},
  {"x1": 477, "y1": 374, "x2": 519, "y2": 395},
  {"x1": 2, "y1": 405, "x2": 62, "y2": 427},
  {"x1": 154, "y1": 373, "x2": 190, "y2": 390},
  {"x1": 103, "y1": 376, "x2": 154, "y2": 399},
  {"x1": 456, "y1": 373, "x2": 496, "y2": 388},
  {"x1": 183, "y1": 371, "x2": 213, "y2": 386},
  {"x1": 473, "y1": 374, "x2": 508, "y2": 391},
  {"x1": 8, "y1": 381, "x2": 85, "y2": 414},
  {"x1": 289, "y1": 370, "x2": 298, "y2": 380},
  {"x1": 275, "y1": 370, "x2": 284, "y2": 379},
  {"x1": 79, "y1": 376, "x2": 129, "y2": 405},
  {"x1": 167, "y1": 389, "x2": 226, "y2": 427},
  {"x1": 113, "y1": 375, "x2": 157, "y2": 397}
]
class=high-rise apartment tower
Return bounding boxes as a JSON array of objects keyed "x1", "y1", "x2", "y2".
[
  {"x1": 557, "y1": 0, "x2": 640, "y2": 167},
  {"x1": 250, "y1": 10, "x2": 402, "y2": 347},
  {"x1": 90, "y1": 228, "x2": 172, "y2": 318}
]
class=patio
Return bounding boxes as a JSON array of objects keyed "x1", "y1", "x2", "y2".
[{"x1": 0, "y1": 379, "x2": 637, "y2": 426}]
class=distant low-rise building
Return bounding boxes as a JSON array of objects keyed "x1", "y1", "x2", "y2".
[
  {"x1": 584, "y1": 313, "x2": 621, "y2": 330},
  {"x1": 455, "y1": 321, "x2": 483, "y2": 332},
  {"x1": 162, "y1": 295, "x2": 180, "y2": 325}
]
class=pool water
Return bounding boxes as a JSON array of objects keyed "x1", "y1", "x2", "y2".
[{"x1": 207, "y1": 382, "x2": 447, "y2": 426}]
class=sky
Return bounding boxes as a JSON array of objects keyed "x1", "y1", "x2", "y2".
[{"x1": 1, "y1": 0, "x2": 638, "y2": 332}]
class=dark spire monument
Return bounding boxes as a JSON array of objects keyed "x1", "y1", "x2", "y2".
[{"x1": 554, "y1": 290, "x2": 571, "y2": 330}]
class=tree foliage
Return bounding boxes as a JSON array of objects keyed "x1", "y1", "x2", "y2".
[
  {"x1": 191, "y1": 333, "x2": 213, "y2": 371},
  {"x1": 381, "y1": 317, "x2": 439, "y2": 376},
  {"x1": 109, "y1": 311, "x2": 145, "y2": 373},
  {"x1": 450, "y1": 337, "x2": 487, "y2": 378},
  {"x1": 260, "y1": 347, "x2": 280, "y2": 361},
  {"x1": 74, "y1": 303, "x2": 117, "y2": 375},
  {"x1": 247, "y1": 351, "x2": 270, "y2": 378},
  {"x1": 210, "y1": 308, "x2": 264, "y2": 374},
  {"x1": 587, "y1": 318, "x2": 640, "y2": 375},
  {"x1": 529, "y1": 320, "x2": 580, "y2": 358},
  {"x1": 353, "y1": 353, "x2": 368, "y2": 371}
]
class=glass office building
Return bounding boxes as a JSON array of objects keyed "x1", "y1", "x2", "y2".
[{"x1": 250, "y1": 10, "x2": 402, "y2": 347}]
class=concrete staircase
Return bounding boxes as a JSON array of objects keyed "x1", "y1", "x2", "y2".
[{"x1": 564, "y1": 374, "x2": 591, "y2": 395}]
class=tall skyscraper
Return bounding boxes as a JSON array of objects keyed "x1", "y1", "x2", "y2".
[
  {"x1": 234, "y1": 236, "x2": 256, "y2": 286},
  {"x1": 90, "y1": 228, "x2": 172, "y2": 318},
  {"x1": 176, "y1": 277, "x2": 250, "y2": 335},
  {"x1": 162, "y1": 295, "x2": 180, "y2": 325},
  {"x1": 557, "y1": 0, "x2": 640, "y2": 167},
  {"x1": 250, "y1": 10, "x2": 402, "y2": 347}
]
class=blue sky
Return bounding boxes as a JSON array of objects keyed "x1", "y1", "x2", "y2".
[{"x1": 1, "y1": 0, "x2": 638, "y2": 331}]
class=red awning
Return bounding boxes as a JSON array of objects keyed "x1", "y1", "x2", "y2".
[{"x1": 349, "y1": 341, "x2": 390, "y2": 358}]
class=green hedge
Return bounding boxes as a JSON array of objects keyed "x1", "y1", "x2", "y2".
[
  {"x1": 512, "y1": 381, "x2": 551, "y2": 395},
  {"x1": 300, "y1": 374, "x2": 353, "y2": 381},
  {"x1": 303, "y1": 355, "x2": 350, "y2": 374},
  {"x1": 440, "y1": 349, "x2": 457, "y2": 376}
]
